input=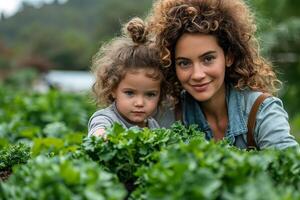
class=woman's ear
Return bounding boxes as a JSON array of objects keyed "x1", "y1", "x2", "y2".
[{"x1": 225, "y1": 54, "x2": 234, "y2": 67}]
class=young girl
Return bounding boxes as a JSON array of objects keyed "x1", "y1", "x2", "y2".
[
  {"x1": 88, "y1": 17, "x2": 168, "y2": 137},
  {"x1": 146, "y1": 0, "x2": 299, "y2": 149}
]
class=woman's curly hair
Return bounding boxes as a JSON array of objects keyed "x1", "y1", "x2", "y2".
[
  {"x1": 91, "y1": 17, "x2": 169, "y2": 107},
  {"x1": 146, "y1": 0, "x2": 281, "y2": 98}
]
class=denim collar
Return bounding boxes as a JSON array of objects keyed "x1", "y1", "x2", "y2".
[
  {"x1": 226, "y1": 86, "x2": 247, "y2": 137},
  {"x1": 182, "y1": 85, "x2": 247, "y2": 142}
]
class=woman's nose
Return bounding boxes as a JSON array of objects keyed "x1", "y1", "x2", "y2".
[{"x1": 191, "y1": 64, "x2": 206, "y2": 80}]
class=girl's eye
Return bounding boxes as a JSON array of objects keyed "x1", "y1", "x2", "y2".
[
  {"x1": 203, "y1": 55, "x2": 215, "y2": 64},
  {"x1": 124, "y1": 91, "x2": 134, "y2": 96},
  {"x1": 145, "y1": 92, "x2": 158, "y2": 98},
  {"x1": 176, "y1": 59, "x2": 191, "y2": 69}
]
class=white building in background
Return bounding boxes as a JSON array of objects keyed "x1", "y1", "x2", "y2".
[{"x1": 34, "y1": 70, "x2": 95, "y2": 93}]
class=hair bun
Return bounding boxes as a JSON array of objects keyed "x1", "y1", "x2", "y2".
[{"x1": 125, "y1": 17, "x2": 148, "y2": 44}]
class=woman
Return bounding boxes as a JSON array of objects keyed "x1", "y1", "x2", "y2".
[{"x1": 147, "y1": 0, "x2": 299, "y2": 149}]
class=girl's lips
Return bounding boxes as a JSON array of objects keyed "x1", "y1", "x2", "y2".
[{"x1": 131, "y1": 111, "x2": 146, "y2": 115}]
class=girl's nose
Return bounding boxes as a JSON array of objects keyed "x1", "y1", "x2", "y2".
[{"x1": 134, "y1": 96, "x2": 144, "y2": 106}]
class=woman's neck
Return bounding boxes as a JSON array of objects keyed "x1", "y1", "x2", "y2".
[
  {"x1": 200, "y1": 85, "x2": 228, "y2": 141},
  {"x1": 200, "y1": 84, "x2": 226, "y2": 116}
]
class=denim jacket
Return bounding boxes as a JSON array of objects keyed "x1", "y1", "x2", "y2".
[{"x1": 182, "y1": 85, "x2": 299, "y2": 150}]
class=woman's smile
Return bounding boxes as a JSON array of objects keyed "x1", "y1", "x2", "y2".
[{"x1": 191, "y1": 81, "x2": 212, "y2": 92}]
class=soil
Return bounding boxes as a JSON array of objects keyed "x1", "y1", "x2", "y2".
[
  {"x1": 0, "y1": 170, "x2": 12, "y2": 181},
  {"x1": 124, "y1": 179, "x2": 137, "y2": 200}
]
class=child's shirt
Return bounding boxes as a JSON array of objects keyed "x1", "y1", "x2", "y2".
[{"x1": 88, "y1": 102, "x2": 160, "y2": 136}]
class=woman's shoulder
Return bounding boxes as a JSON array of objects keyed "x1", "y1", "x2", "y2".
[
  {"x1": 230, "y1": 86, "x2": 283, "y2": 113},
  {"x1": 240, "y1": 89, "x2": 263, "y2": 107}
]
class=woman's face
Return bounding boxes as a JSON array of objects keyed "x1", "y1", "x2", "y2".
[{"x1": 175, "y1": 33, "x2": 232, "y2": 102}]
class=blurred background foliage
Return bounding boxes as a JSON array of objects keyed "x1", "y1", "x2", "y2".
[
  {"x1": 0, "y1": 0, "x2": 299, "y2": 137},
  {"x1": 248, "y1": 0, "x2": 300, "y2": 136},
  {"x1": 0, "y1": 0, "x2": 153, "y2": 71}
]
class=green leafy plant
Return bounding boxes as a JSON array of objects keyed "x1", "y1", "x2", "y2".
[
  {"x1": 1, "y1": 85, "x2": 300, "y2": 199},
  {"x1": 0, "y1": 143, "x2": 30, "y2": 181},
  {"x1": 0, "y1": 155, "x2": 126, "y2": 200},
  {"x1": 0, "y1": 143, "x2": 30, "y2": 171},
  {"x1": 0, "y1": 85, "x2": 95, "y2": 144},
  {"x1": 132, "y1": 138, "x2": 300, "y2": 200},
  {"x1": 30, "y1": 132, "x2": 85, "y2": 157},
  {"x1": 82, "y1": 122, "x2": 204, "y2": 191}
]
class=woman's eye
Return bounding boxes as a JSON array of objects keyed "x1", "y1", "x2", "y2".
[
  {"x1": 203, "y1": 55, "x2": 215, "y2": 64},
  {"x1": 176, "y1": 59, "x2": 191, "y2": 68}
]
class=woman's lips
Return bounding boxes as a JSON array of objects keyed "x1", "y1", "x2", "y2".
[{"x1": 191, "y1": 82, "x2": 210, "y2": 92}]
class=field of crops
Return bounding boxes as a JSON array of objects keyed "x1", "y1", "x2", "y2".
[{"x1": 1, "y1": 85, "x2": 300, "y2": 200}]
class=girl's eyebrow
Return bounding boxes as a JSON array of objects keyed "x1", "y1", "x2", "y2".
[
  {"x1": 122, "y1": 88, "x2": 159, "y2": 92},
  {"x1": 121, "y1": 87, "x2": 135, "y2": 91},
  {"x1": 146, "y1": 90, "x2": 159, "y2": 92},
  {"x1": 175, "y1": 51, "x2": 217, "y2": 60}
]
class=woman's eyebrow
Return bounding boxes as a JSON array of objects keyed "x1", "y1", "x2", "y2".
[
  {"x1": 175, "y1": 51, "x2": 217, "y2": 60},
  {"x1": 175, "y1": 57, "x2": 189, "y2": 60},
  {"x1": 199, "y1": 51, "x2": 217, "y2": 58}
]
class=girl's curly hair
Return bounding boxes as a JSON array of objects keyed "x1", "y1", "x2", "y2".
[
  {"x1": 146, "y1": 0, "x2": 281, "y2": 98},
  {"x1": 91, "y1": 17, "x2": 169, "y2": 107}
]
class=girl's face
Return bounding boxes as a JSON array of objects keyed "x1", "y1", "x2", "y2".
[
  {"x1": 175, "y1": 33, "x2": 232, "y2": 103},
  {"x1": 112, "y1": 68, "x2": 161, "y2": 127}
]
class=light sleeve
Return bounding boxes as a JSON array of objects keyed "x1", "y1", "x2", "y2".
[
  {"x1": 87, "y1": 114, "x2": 113, "y2": 137},
  {"x1": 255, "y1": 96, "x2": 299, "y2": 149}
]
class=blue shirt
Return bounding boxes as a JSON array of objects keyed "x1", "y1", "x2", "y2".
[{"x1": 182, "y1": 85, "x2": 299, "y2": 150}]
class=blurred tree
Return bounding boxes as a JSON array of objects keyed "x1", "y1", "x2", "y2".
[
  {"x1": 52, "y1": 30, "x2": 94, "y2": 69},
  {"x1": 0, "y1": 39, "x2": 13, "y2": 76},
  {"x1": 94, "y1": 0, "x2": 153, "y2": 40},
  {"x1": 0, "y1": 0, "x2": 152, "y2": 71},
  {"x1": 0, "y1": 13, "x2": 5, "y2": 21}
]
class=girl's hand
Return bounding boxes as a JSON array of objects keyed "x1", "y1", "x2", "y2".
[{"x1": 93, "y1": 129, "x2": 107, "y2": 140}]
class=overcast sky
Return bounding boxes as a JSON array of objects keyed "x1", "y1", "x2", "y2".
[{"x1": 0, "y1": 0, "x2": 67, "y2": 17}]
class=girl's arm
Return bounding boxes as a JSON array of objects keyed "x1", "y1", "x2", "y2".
[{"x1": 88, "y1": 114, "x2": 113, "y2": 138}]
